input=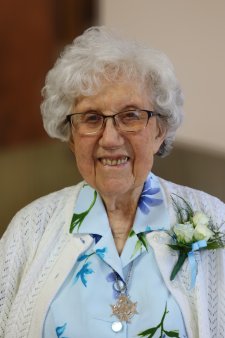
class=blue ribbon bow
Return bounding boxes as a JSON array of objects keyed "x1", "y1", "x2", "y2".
[{"x1": 188, "y1": 240, "x2": 207, "y2": 289}]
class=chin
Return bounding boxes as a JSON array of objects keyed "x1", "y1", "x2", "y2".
[{"x1": 97, "y1": 179, "x2": 135, "y2": 198}]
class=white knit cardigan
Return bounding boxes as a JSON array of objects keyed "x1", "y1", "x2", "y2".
[{"x1": 0, "y1": 178, "x2": 225, "y2": 338}]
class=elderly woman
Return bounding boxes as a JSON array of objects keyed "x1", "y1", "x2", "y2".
[{"x1": 0, "y1": 27, "x2": 225, "y2": 338}]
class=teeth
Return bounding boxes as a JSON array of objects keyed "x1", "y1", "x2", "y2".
[{"x1": 101, "y1": 157, "x2": 128, "y2": 166}]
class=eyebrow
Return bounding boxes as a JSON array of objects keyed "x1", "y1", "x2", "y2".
[
  {"x1": 83, "y1": 106, "x2": 141, "y2": 114},
  {"x1": 74, "y1": 102, "x2": 142, "y2": 114},
  {"x1": 120, "y1": 104, "x2": 140, "y2": 111}
]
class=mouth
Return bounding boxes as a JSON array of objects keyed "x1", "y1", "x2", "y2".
[{"x1": 99, "y1": 156, "x2": 129, "y2": 166}]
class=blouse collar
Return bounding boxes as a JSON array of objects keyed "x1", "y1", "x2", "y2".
[{"x1": 70, "y1": 172, "x2": 170, "y2": 237}]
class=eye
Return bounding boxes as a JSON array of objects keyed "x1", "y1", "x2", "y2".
[
  {"x1": 120, "y1": 110, "x2": 141, "y2": 121},
  {"x1": 82, "y1": 113, "x2": 102, "y2": 124}
]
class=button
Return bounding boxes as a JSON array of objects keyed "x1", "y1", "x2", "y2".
[
  {"x1": 153, "y1": 233, "x2": 168, "y2": 243},
  {"x1": 153, "y1": 234, "x2": 159, "y2": 241},
  {"x1": 111, "y1": 321, "x2": 123, "y2": 332}
]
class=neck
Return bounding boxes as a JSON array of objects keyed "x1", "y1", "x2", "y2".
[{"x1": 101, "y1": 189, "x2": 142, "y2": 254}]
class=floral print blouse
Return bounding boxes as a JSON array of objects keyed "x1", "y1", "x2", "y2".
[{"x1": 43, "y1": 173, "x2": 187, "y2": 338}]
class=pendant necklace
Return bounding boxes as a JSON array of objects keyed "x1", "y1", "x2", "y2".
[{"x1": 110, "y1": 261, "x2": 138, "y2": 332}]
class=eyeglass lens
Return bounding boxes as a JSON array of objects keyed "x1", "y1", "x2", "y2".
[{"x1": 70, "y1": 110, "x2": 151, "y2": 134}]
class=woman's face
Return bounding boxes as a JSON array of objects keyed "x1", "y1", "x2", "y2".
[{"x1": 69, "y1": 80, "x2": 165, "y2": 200}]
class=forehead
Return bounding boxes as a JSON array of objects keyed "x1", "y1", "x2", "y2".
[{"x1": 74, "y1": 80, "x2": 151, "y2": 112}]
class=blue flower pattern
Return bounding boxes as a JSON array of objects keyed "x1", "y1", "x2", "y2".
[
  {"x1": 138, "y1": 177, "x2": 163, "y2": 214},
  {"x1": 96, "y1": 247, "x2": 107, "y2": 259},
  {"x1": 77, "y1": 253, "x2": 90, "y2": 262},
  {"x1": 90, "y1": 233, "x2": 102, "y2": 244},
  {"x1": 73, "y1": 262, "x2": 94, "y2": 287},
  {"x1": 145, "y1": 225, "x2": 152, "y2": 232},
  {"x1": 46, "y1": 173, "x2": 186, "y2": 338},
  {"x1": 56, "y1": 322, "x2": 69, "y2": 338},
  {"x1": 74, "y1": 247, "x2": 107, "y2": 286}
]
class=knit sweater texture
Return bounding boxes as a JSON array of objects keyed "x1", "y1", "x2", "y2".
[{"x1": 0, "y1": 178, "x2": 225, "y2": 338}]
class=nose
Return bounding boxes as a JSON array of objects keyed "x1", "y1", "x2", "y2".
[{"x1": 98, "y1": 117, "x2": 124, "y2": 148}]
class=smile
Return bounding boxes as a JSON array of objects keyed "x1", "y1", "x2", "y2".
[{"x1": 100, "y1": 156, "x2": 129, "y2": 166}]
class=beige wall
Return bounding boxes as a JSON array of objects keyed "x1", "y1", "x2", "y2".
[
  {"x1": 1, "y1": 1, "x2": 225, "y2": 236},
  {"x1": 0, "y1": 141, "x2": 82, "y2": 236},
  {"x1": 99, "y1": 0, "x2": 225, "y2": 155}
]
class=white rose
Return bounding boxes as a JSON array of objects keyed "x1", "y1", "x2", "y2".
[
  {"x1": 173, "y1": 223, "x2": 195, "y2": 243},
  {"x1": 193, "y1": 223, "x2": 213, "y2": 241},
  {"x1": 192, "y1": 212, "x2": 209, "y2": 228}
]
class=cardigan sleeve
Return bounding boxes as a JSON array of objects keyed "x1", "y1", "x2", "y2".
[
  {"x1": 198, "y1": 192, "x2": 225, "y2": 337},
  {"x1": 191, "y1": 190, "x2": 225, "y2": 337},
  {"x1": 160, "y1": 178, "x2": 225, "y2": 337},
  {"x1": 0, "y1": 190, "x2": 64, "y2": 337},
  {"x1": 0, "y1": 210, "x2": 29, "y2": 337},
  {"x1": 0, "y1": 185, "x2": 80, "y2": 337}
]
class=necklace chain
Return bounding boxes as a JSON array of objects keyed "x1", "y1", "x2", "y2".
[
  {"x1": 114, "y1": 260, "x2": 134, "y2": 294},
  {"x1": 111, "y1": 261, "x2": 138, "y2": 323}
]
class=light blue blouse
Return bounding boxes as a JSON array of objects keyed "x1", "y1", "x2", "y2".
[{"x1": 43, "y1": 173, "x2": 187, "y2": 338}]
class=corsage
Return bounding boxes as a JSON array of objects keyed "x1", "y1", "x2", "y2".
[{"x1": 169, "y1": 194, "x2": 225, "y2": 288}]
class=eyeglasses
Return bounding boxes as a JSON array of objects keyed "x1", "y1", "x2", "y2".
[{"x1": 66, "y1": 109, "x2": 161, "y2": 135}]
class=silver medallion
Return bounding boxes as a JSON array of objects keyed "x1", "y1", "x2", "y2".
[{"x1": 111, "y1": 294, "x2": 138, "y2": 322}]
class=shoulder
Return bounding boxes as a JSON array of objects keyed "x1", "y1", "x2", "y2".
[
  {"x1": 1, "y1": 181, "x2": 84, "y2": 248},
  {"x1": 158, "y1": 176, "x2": 225, "y2": 229},
  {"x1": 21, "y1": 181, "x2": 84, "y2": 213},
  {"x1": 14, "y1": 181, "x2": 83, "y2": 220}
]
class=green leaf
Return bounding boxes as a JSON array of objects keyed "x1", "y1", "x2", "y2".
[
  {"x1": 163, "y1": 329, "x2": 180, "y2": 337},
  {"x1": 138, "y1": 303, "x2": 179, "y2": 338},
  {"x1": 171, "y1": 193, "x2": 194, "y2": 223},
  {"x1": 138, "y1": 233, "x2": 149, "y2": 251},
  {"x1": 129, "y1": 229, "x2": 136, "y2": 237},
  {"x1": 168, "y1": 244, "x2": 181, "y2": 251},
  {"x1": 170, "y1": 252, "x2": 187, "y2": 281},
  {"x1": 168, "y1": 244, "x2": 191, "y2": 252},
  {"x1": 161, "y1": 302, "x2": 169, "y2": 323},
  {"x1": 138, "y1": 326, "x2": 158, "y2": 337},
  {"x1": 69, "y1": 211, "x2": 87, "y2": 232},
  {"x1": 131, "y1": 239, "x2": 143, "y2": 258},
  {"x1": 172, "y1": 193, "x2": 193, "y2": 217},
  {"x1": 207, "y1": 242, "x2": 225, "y2": 250},
  {"x1": 69, "y1": 190, "x2": 97, "y2": 233}
]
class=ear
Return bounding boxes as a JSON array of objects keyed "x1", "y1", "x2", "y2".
[
  {"x1": 68, "y1": 134, "x2": 75, "y2": 153},
  {"x1": 153, "y1": 122, "x2": 167, "y2": 154}
]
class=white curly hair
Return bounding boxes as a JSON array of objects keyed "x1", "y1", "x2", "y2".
[{"x1": 41, "y1": 26, "x2": 184, "y2": 156}]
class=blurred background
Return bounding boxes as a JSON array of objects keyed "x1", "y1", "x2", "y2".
[{"x1": 1, "y1": 0, "x2": 225, "y2": 236}]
